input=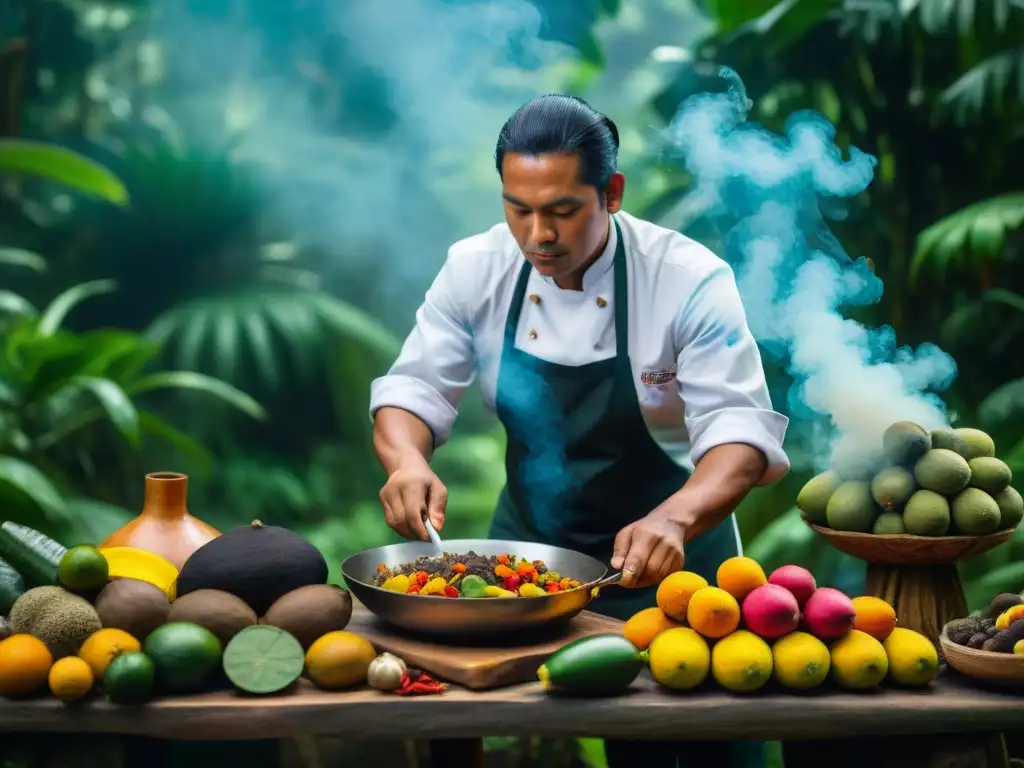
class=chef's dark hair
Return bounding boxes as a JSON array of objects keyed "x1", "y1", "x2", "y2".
[{"x1": 495, "y1": 94, "x2": 620, "y2": 192}]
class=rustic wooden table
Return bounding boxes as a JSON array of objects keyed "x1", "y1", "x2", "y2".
[{"x1": 1, "y1": 672, "x2": 1021, "y2": 767}]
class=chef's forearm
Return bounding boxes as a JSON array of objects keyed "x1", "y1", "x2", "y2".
[
  {"x1": 665, "y1": 443, "x2": 768, "y2": 541},
  {"x1": 373, "y1": 407, "x2": 435, "y2": 475}
]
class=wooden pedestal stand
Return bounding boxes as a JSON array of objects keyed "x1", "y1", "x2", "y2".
[
  {"x1": 784, "y1": 524, "x2": 1017, "y2": 768},
  {"x1": 808, "y1": 524, "x2": 1015, "y2": 648}
]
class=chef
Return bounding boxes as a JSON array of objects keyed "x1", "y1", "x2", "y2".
[{"x1": 369, "y1": 94, "x2": 789, "y2": 767}]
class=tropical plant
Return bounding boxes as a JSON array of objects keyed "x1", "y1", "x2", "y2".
[{"x1": 0, "y1": 251, "x2": 265, "y2": 544}]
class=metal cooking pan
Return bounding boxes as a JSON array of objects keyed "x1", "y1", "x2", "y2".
[{"x1": 340, "y1": 538, "x2": 621, "y2": 638}]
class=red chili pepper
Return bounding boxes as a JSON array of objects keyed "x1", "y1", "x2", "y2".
[
  {"x1": 414, "y1": 571, "x2": 429, "y2": 585},
  {"x1": 545, "y1": 581, "x2": 561, "y2": 593},
  {"x1": 393, "y1": 670, "x2": 446, "y2": 696},
  {"x1": 444, "y1": 585, "x2": 460, "y2": 598},
  {"x1": 503, "y1": 573, "x2": 521, "y2": 592}
]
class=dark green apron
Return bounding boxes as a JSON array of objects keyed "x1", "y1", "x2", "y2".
[{"x1": 489, "y1": 218, "x2": 765, "y2": 768}]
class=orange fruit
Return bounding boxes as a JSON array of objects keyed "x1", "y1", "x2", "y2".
[
  {"x1": 715, "y1": 556, "x2": 767, "y2": 601},
  {"x1": 78, "y1": 628, "x2": 141, "y2": 679},
  {"x1": 623, "y1": 606, "x2": 682, "y2": 651},
  {"x1": 686, "y1": 586, "x2": 741, "y2": 639},
  {"x1": 48, "y1": 656, "x2": 94, "y2": 702},
  {"x1": 305, "y1": 631, "x2": 377, "y2": 689},
  {"x1": 851, "y1": 596, "x2": 897, "y2": 641},
  {"x1": 0, "y1": 634, "x2": 53, "y2": 696},
  {"x1": 656, "y1": 571, "x2": 708, "y2": 622},
  {"x1": 996, "y1": 605, "x2": 1024, "y2": 631}
]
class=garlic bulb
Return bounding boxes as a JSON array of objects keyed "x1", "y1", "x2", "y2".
[{"x1": 367, "y1": 652, "x2": 407, "y2": 691}]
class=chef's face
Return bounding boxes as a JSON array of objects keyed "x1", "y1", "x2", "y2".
[{"x1": 500, "y1": 152, "x2": 625, "y2": 289}]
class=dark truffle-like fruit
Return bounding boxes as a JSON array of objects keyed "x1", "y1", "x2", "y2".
[
  {"x1": 260, "y1": 584, "x2": 353, "y2": 649},
  {"x1": 175, "y1": 520, "x2": 328, "y2": 615},
  {"x1": 981, "y1": 619, "x2": 1024, "y2": 653}
]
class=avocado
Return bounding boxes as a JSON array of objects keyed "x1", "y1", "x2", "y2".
[
  {"x1": 796, "y1": 470, "x2": 843, "y2": 524},
  {"x1": 953, "y1": 428, "x2": 996, "y2": 460},
  {"x1": 951, "y1": 487, "x2": 1001, "y2": 535},
  {"x1": 537, "y1": 633, "x2": 646, "y2": 695},
  {"x1": 882, "y1": 421, "x2": 932, "y2": 467},
  {"x1": 967, "y1": 632, "x2": 988, "y2": 648},
  {"x1": 175, "y1": 520, "x2": 329, "y2": 615},
  {"x1": 873, "y1": 512, "x2": 907, "y2": 535},
  {"x1": 944, "y1": 617, "x2": 980, "y2": 645},
  {"x1": 967, "y1": 457, "x2": 1012, "y2": 496},
  {"x1": 871, "y1": 466, "x2": 916, "y2": 511},
  {"x1": 982, "y1": 592, "x2": 1024, "y2": 620},
  {"x1": 930, "y1": 427, "x2": 969, "y2": 458},
  {"x1": 913, "y1": 449, "x2": 971, "y2": 495},
  {"x1": 825, "y1": 481, "x2": 879, "y2": 532},
  {"x1": 903, "y1": 490, "x2": 951, "y2": 536},
  {"x1": 981, "y1": 619, "x2": 1024, "y2": 653},
  {"x1": 9, "y1": 585, "x2": 102, "y2": 658},
  {"x1": 993, "y1": 486, "x2": 1024, "y2": 529}
]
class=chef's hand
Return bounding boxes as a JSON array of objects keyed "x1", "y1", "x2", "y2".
[
  {"x1": 378, "y1": 458, "x2": 447, "y2": 542},
  {"x1": 611, "y1": 510, "x2": 686, "y2": 588}
]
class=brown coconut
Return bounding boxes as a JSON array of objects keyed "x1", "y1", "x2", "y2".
[
  {"x1": 94, "y1": 578, "x2": 171, "y2": 641},
  {"x1": 166, "y1": 589, "x2": 257, "y2": 646},
  {"x1": 260, "y1": 584, "x2": 353, "y2": 649}
]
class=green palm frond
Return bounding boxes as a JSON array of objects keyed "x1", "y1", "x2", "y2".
[
  {"x1": 0, "y1": 140, "x2": 129, "y2": 206},
  {"x1": 902, "y1": 0, "x2": 1019, "y2": 34},
  {"x1": 910, "y1": 192, "x2": 1024, "y2": 283},
  {"x1": 939, "y1": 45, "x2": 1024, "y2": 124}
]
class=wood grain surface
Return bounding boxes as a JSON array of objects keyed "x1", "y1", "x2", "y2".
[
  {"x1": 2, "y1": 674, "x2": 1022, "y2": 742},
  {"x1": 346, "y1": 600, "x2": 624, "y2": 689}
]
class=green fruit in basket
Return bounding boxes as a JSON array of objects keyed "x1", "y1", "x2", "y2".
[
  {"x1": 967, "y1": 457, "x2": 1012, "y2": 496},
  {"x1": 951, "y1": 488, "x2": 1001, "y2": 535},
  {"x1": 870, "y1": 467, "x2": 916, "y2": 511},
  {"x1": 994, "y1": 486, "x2": 1023, "y2": 529},
  {"x1": 914, "y1": 449, "x2": 971, "y2": 496},
  {"x1": 825, "y1": 481, "x2": 877, "y2": 532},
  {"x1": 882, "y1": 421, "x2": 931, "y2": 467},
  {"x1": 902, "y1": 490, "x2": 950, "y2": 536},
  {"x1": 796, "y1": 470, "x2": 842, "y2": 524},
  {"x1": 873, "y1": 512, "x2": 906, "y2": 535},
  {"x1": 930, "y1": 427, "x2": 969, "y2": 459},
  {"x1": 953, "y1": 427, "x2": 996, "y2": 460},
  {"x1": 223, "y1": 625, "x2": 306, "y2": 694}
]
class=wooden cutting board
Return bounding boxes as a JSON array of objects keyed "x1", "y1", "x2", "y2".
[{"x1": 346, "y1": 599, "x2": 624, "y2": 690}]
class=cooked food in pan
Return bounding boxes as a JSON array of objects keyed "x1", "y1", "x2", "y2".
[{"x1": 373, "y1": 551, "x2": 582, "y2": 597}]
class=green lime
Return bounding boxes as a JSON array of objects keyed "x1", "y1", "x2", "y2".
[
  {"x1": 103, "y1": 651, "x2": 155, "y2": 705},
  {"x1": 58, "y1": 545, "x2": 110, "y2": 592},
  {"x1": 223, "y1": 625, "x2": 305, "y2": 694},
  {"x1": 143, "y1": 621, "x2": 222, "y2": 693}
]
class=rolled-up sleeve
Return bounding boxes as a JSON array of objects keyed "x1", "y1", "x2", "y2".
[
  {"x1": 674, "y1": 265, "x2": 790, "y2": 486},
  {"x1": 368, "y1": 249, "x2": 477, "y2": 448}
]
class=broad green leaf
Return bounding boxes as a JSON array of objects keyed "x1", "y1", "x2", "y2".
[
  {"x1": 0, "y1": 140, "x2": 129, "y2": 206},
  {"x1": 59, "y1": 497, "x2": 135, "y2": 547},
  {"x1": 978, "y1": 376, "x2": 1024, "y2": 424},
  {"x1": 37, "y1": 280, "x2": 118, "y2": 336},
  {"x1": 983, "y1": 288, "x2": 1024, "y2": 313},
  {"x1": 138, "y1": 410, "x2": 215, "y2": 473},
  {"x1": 939, "y1": 46, "x2": 1024, "y2": 124},
  {"x1": 0, "y1": 455, "x2": 66, "y2": 522},
  {"x1": 0, "y1": 248, "x2": 47, "y2": 272},
  {"x1": 314, "y1": 294, "x2": 402, "y2": 357},
  {"x1": 127, "y1": 370, "x2": 266, "y2": 421},
  {"x1": 71, "y1": 376, "x2": 141, "y2": 448},
  {"x1": 0, "y1": 290, "x2": 36, "y2": 317},
  {"x1": 910, "y1": 192, "x2": 1024, "y2": 283}
]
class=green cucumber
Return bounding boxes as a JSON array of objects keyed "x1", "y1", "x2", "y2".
[
  {"x1": 0, "y1": 522, "x2": 67, "y2": 587},
  {"x1": 537, "y1": 633, "x2": 646, "y2": 695},
  {"x1": 0, "y1": 555, "x2": 26, "y2": 614}
]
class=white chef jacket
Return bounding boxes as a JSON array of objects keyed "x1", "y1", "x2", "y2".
[{"x1": 369, "y1": 210, "x2": 790, "y2": 486}]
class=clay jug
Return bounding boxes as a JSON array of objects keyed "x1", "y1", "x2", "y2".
[{"x1": 101, "y1": 472, "x2": 221, "y2": 570}]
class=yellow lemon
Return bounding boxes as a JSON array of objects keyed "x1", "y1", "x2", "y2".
[
  {"x1": 48, "y1": 656, "x2": 94, "y2": 702},
  {"x1": 771, "y1": 631, "x2": 830, "y2": 690},
  {"x1": 711, "y1": 629, "x2": 773, "y2": 693},
  {"x1": 647, "y1": 627, "x2": 711, "y2": 690},
  {"x1": 830, "y1": 629, "x2": 888, "y2": 690},
  {"x1": 881, "y1": 627, "x2": 939, "y2": 686}
]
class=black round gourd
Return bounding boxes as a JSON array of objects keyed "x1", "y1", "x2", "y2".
[{"x1": 175, "y1": 520, "x2": 328, "y2": 615}]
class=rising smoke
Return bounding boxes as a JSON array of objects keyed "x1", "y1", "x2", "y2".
[{"x1": 663, "y1": 69, "x2": 958, "y2": 477}]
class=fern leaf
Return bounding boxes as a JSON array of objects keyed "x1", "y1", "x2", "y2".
[{"x1": 939, "y1": 45, "x2": 1024, "y2": 124}]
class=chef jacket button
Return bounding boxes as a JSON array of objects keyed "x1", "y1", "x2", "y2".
[
  {"x1": 528, "y1": 329, "x2": 538, "y2": 340},
  {"x1": 529, "y1": 294, "x2": 541, "y2": 305},
  {"x1": 596, "y1": 296, "x2": 607, "y2": 308}
]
